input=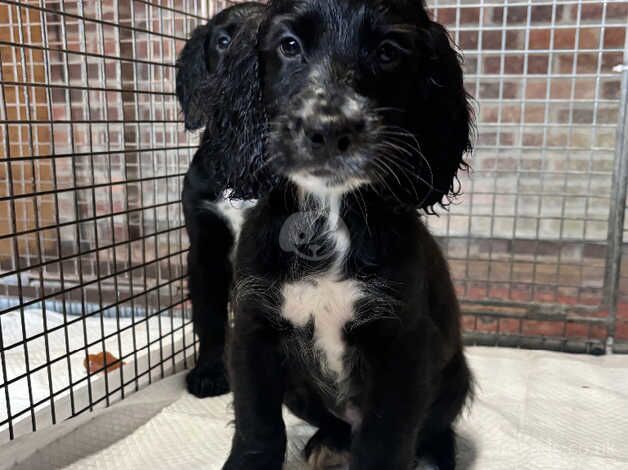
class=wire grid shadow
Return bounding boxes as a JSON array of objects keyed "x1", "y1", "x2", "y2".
[{"x1": 0, "y1": 0, "x2": 625, "y2": 445}]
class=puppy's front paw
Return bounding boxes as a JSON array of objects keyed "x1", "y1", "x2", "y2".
[
  {"x1": 186, "y1": 360, "x2": 229, "y2": 397},
  {"x1": 304, "y1": 428, "x2": 351, "y2": 469}
]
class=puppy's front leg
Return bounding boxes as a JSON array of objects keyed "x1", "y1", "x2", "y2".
[
  {"x1": 350, "y1": 323, "x2": 437, "y2": 470},
  {"x1": 223, "y1": 311, "x2": 286, "y2": 470}
]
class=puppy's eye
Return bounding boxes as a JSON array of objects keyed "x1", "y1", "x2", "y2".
[
  {"x1": 279, "y1": 36, "x2": 301, "y2": 58},
  {"x1": 217, "y1": 34, "x2": 231, "y2": 50},
  {"x1": 376, "y1": 41, "x2": 402, "y2": 67}
]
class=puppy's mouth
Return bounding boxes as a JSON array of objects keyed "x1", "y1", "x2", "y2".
[
  {"x1": 269, "y1": 125, "x2": 375, "y2": 194},
  {"x1": 289, "y1": 166, "x2": 369, "y2": 194}
]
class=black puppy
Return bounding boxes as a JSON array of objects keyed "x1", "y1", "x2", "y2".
[
  {"x1": 176, "y1": 2, "x2": 268, "y2": 397},
  {"x1": 223, "y1": 0, "x2": 474, "y2": 469}
]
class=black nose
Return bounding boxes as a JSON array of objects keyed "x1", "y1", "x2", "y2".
[{"x1": 304, "y1": 118, "x2": 365, "y2": 158}]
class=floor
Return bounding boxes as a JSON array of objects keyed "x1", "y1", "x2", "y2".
[{"x1": 1, "y1": 346, "x2": 627, "y2": 469}]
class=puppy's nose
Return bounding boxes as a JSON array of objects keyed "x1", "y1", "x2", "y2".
[{"x1": 304, "y1": 117, "x2": 365, "y2": 158}]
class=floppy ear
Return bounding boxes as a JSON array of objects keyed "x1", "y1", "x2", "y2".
[
  {"x1": 410, "y1": 20, "x2": 474, "y2": 211},
  {"x1": 176, "y1": 23, "x2": 212, "y2": 130},
  {"x1": 197, "y1": 16, "x2": 278, "y2": 200}
]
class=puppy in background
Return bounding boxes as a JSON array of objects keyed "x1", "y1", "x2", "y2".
[
  {"x1": 221, "y1": 0, "x2": 474, "y2": 468},
  {"x1": 176, "y1": 2, "x2": 271, "y2": 397}
]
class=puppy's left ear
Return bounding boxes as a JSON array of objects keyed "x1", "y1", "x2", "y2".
[
  {"x1": 176, "y1": 23, "x2": 212, "y2": 130},
  {"x1": 411, "y1": 20, "x2": 474, "y2": 210}
]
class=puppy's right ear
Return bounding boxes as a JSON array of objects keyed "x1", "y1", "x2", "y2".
[{"x1": 176, "y1": 23, "x2": 211, "y2": 130}]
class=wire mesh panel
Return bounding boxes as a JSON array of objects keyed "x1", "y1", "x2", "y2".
[
  {"x1": 0, "y1": 0, "x2": 226, "y2": 442},
  {"x1": 427, "y1": 0, "x2": 628, "y2": 353}
]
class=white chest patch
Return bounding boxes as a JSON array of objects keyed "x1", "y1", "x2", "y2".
[{"x1": 281, "y1": 274, "x2": 362, "y2": 378}]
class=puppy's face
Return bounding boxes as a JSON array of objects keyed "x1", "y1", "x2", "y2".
[{"x1": 260, "y1": 0, "x2": 472, "y2": 205}]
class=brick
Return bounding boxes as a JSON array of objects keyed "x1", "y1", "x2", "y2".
[
  {"x1": 499, "y1": 132, "x2": 515, "y2": 146},
  {"x1": 553, "y1": 28, "x2": 576, "y2": 49},
  {"x1": 578, "y1": 27, "x2": 601, "y2": 48},
  {"x1": 556, "y1": 287, "x2": 580, "y2": 304},
  {"x1": 522, "y1": 320, "x2": 564, "y2": 337},
  {"x1": 615, "y1": 321, "x2": 628, "y2": 341},
  {"x1": 523, "y1": 132, "x2": 543, "y2": 146},
  {"x1": 530, "y1": 29, "x2": 551, "y2": 49},
  {"x1": 436, "y1": 7, "x2": 457, "y2": 25},
  {"x1": 478, "y1": 132, "x2": 497, "y2": 146},
  {"x1": 501, "y1": 104, "x2": 521, "y2": 123},
  {"x1": 588, "y1": 324, "x2": 607, "y2": 340},
  {"x1": 506, "y1": 30, "x2": 523, "y2": 50},
  {"x1": 483, "y1": 56, "x2": 501, "y2": 74},
  {"x1": 476, "y1": 316, "x2": 498, "y2": 333},
  {"x1": 526, "y1": 79, "x2": 549, "y2": 99},
  {"x1": 580, "y1": 4, "x2": 604, "y2": 21},
  {"x1": 534, "y1": 289, "x2": 558, "y2": 303},
  {"x1": 602, "y1": 80, "x2": 621, "y2": 99},
  {"x1": 460, "y1": 7, "x2": 480, "y2": 25},
  {"x1": 565, "y1": 322, "x2": 590, "y2": 338},
  {"x1": 607, "y1": 3, "x2": 628, "y2": 20},
  {"x1": 598, "y1": 108, "x2": 618, "y2": 124},
  {"x1": 617, "y1": 302, "x2": 628, "y2": 320},
  {"x1": 499, "y1": 318, "x2": 522, "y2": 334},
  {"x1": 528, "y1": 55, "x2": 549, "y2": 74},
  {"x1": 482, "y1": 30, "x2": 503, "y2": 50},
  {"x1": 459, "y1": 30, "x2": 478, "y2": 50},
  {"x1": 506, "y1": 6, "x2": 529, "y2": 24},
  {"x1": 603, "y1": 51, "x2": 624, "y2": 72},
  {"x1": 504, "y1": 56, "x2": 524, "y2": 74},
  {"x1": 462, "y1": 315, "x2": 476, "y2": 332},
  {"x1": 467, "y1": 284, "x2": 488, "y2": 300},
  {"x1": 532, "y1": 5, "x2": 561, "y2": 23},
  {"x1": 574, "y1": 79, "x2": 597, "y2": 99},
  {"x1": 462, "y1": 56, "x2": 478, "y2": 75},
  {"x1": 490, "y1": 7, "x2": 504, "y2": 24},
  {"x1": 576, "y1": 53, "x2": 598, "y2": 73},
  {"x1": 487, "y1": 283, "x2": 509, "y2": 298},
  {"x1": 510, "y1": 284, "x2": 532, "y2": 302},
  {"x1": 558, "y1": 108, "x2": 594, "y2": 124},
  {"x1": 525, "y1": 104, "x2": 545, "y2": 123},
  {"x1": 479, "y1": 82, "x2": 500, "y2": 99},
  {"x1": 502, "y1": 81, "x2": 520, "y2": 98},
  {"x1": 604, "y1": 27, "x2": 626, "y2": 48},
  {"x1": 554, "y1": 54, "x2": 574, "y2": 74}
]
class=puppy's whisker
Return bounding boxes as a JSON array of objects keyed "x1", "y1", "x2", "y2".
[
  {"x1": 374, "y1": 151, "x2": 421, "y2": 201},
  {"x1": 373, "y1": 155, "x2": 402, "y2": 186},
  {"x1": 381, "y1": 152, "x2": 437, "y2": 194},
  {"x1": 369, "y1": 159, "x2": 405, "y2": 206},
  {"x1": 375, "y1": 126, "x2": 438, "y2": 199},
  {"x1": 372, "y1": 106, "x2": 406, "y2": 114}
]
